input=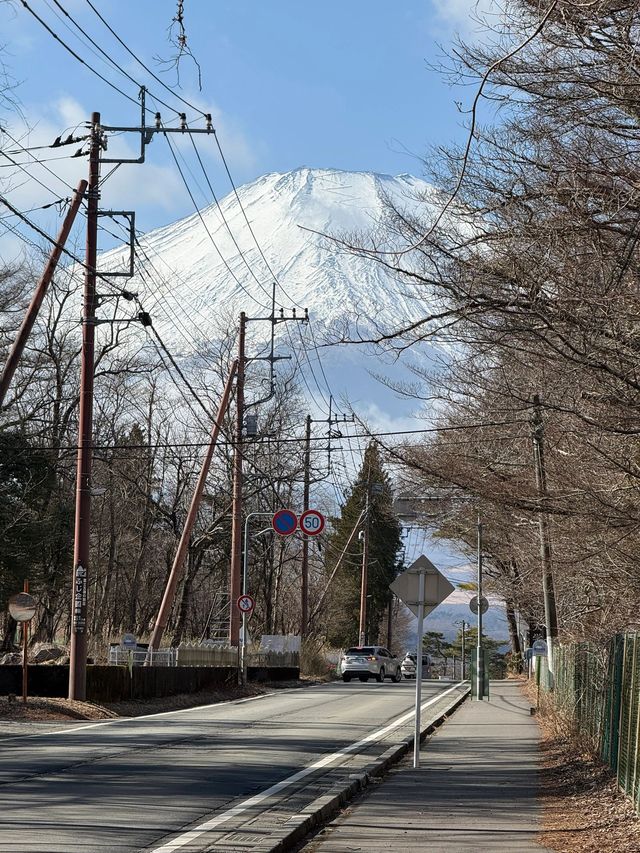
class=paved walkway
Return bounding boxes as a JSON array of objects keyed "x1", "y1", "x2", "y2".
[{"x1": 304, "y1": 680, "x2": 552, "y2": 852}]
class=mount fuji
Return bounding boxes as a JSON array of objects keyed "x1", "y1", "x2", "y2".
[
  {"x1": 100, "y1": 167, "x2": 436, "y2": 351},
  {"x1": 96, "y1": 167, "x2": 442, "y2": 430}
]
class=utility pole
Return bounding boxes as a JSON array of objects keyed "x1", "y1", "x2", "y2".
[
  {"x1": 300, "y1": 413, "x2": 312, "y2": 638},
  {"x1": 229, "y1": 312, "x2": 246, "y2": 647},
  {"x1": 148, "y1": 361, "x2": 237, "y2": 655},
  {"x1": 0, "y1": 180, "x2": 87, "y2": 408},
  {"x1": 531, "y1": 393, "x2": 559, "y2": 679},
  {"x1": 301, "y1": 399, "x2": 353, "y2": 639},
  {"x1": 358, "y1": 488, "x2": 370, "y2": 646},
  {"x1": 476, "y1": 516, "x2": 484, "y2": 701},
  {"x1": 68, "y1": 113, "x2": 101, "y2": 701}
]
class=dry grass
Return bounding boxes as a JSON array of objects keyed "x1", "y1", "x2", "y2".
[
  {"x1": 0, "y1": 678, "x2": 314, "y2": 723},
  {"x1": 521, "y1": 680, "x2": 640, "y2": 853}
]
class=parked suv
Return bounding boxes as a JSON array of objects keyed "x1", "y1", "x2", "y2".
[
  {"x1": 340, "y1": 646, "x2": 402, "y2": 683},
  {"x1": 401, "y1": 653, "x2": 432, "y2": 679}
]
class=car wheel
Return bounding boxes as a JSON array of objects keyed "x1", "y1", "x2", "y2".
[
  {"x1": 359, "y1": 675, "x2": 368, "y2": 682},
  {"x1": 392, "y1": 668, "x2": 402, "y2": 683},
  {"x1": 375, "y1": 667, "x2": 385, "y2": 683},
  {"x1": 342, "y1": 674, "x2": 351, "y2": 682}
]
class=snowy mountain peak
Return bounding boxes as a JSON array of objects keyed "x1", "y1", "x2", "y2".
[{"x1": 100, "y1": 167, "x2": 435, "y2": 347}]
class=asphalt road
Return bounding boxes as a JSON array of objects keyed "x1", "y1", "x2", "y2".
[{"x1": 0, "y1": 679, "x2": 455, "y2": 853}]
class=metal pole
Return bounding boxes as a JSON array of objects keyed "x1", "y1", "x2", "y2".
[
  {"x1": 22, "y1": 579, "x2": 29, "y2": 705},
  {"x1": 0, "y1": 180, "x2": 87, "y2": 408},
  {"x1": 147, "y1": 360, "x2": 237, "y2": 655},
  {"x1": 229, "y1": 313, "x2": 246, "y2": 647},
  {"x1": 301, "y1": 413, "x2": 311, "y2": 638},
  {"x1": 461, "y1": 620, "x2": 466, "y2": 680},
  {"x1": 413, "y1": 569, "x2": 426, "y2": 768},
  {"x1": 239, "y1": 511, "x2": 269, "y2": 686},
  {"x1": 358, "y1": 488, "x2": 370, "y2": 646},
  {"x1": 69, "y1": 114, "x2": 100, "y2": 701},
  {"x1": 476, "y1": 517, "x2": 484, "y2": 701}
]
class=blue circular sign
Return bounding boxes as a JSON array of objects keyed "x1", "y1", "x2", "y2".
[{"x1": 272, "y1": 509, "x2": 298, "y2": 536}]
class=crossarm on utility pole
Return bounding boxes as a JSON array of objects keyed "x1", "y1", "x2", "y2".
[
  {"x1": 0, "y1": 180, "x2": 87, "y2": 408},
  {"x1": 308, "y1": 508, "x2": 366, "y2": 629},
  {"x1": 147, "y1": 359, "x2": 238, "y2": 655}
]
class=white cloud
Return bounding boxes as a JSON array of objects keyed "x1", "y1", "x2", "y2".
[
  {"x1": 429, "y1": 0, "x2": 503, "y2": 39},
  {"x1": 0, "y1": 94, "x2": 207, "y2": 258}
]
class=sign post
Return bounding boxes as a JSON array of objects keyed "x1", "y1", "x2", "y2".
[
  {"x1": 390, "y1": 555, "x2": 455, "y2": 768},
  {"x1": 8, "y1": 582, "x2": 36, "y2": 705},
  {"x1": 237, "y1": 594, "x2": 255, "y2": 686}
]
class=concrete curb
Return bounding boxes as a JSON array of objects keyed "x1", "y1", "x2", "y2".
[{"x1": 254, "y1": 685, "x2": 470, "y2": 853}]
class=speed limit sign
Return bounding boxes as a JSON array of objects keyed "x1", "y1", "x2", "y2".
[
  {"x1": 237, "y1": 594, "x2": 255, "y2": 615},
  {"x1": 299, "y1": 509, "x2": 325, "y2": 536}
]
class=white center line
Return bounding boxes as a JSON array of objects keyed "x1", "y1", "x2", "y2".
[{"x1": 149, "y1": 681, "x2": 464, "y2": 853}]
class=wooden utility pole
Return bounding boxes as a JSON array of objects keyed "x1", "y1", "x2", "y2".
[
  {"x1": 229, "y1": 313, "x2": 246, "y2": 647},
  {"x1": 300, "y1": 413, "x2": 312, "y2": 638},
  {"x1": 0, "y1": 180, "x2": 87, "y2": 408},
  {"x1": 68, "y1": 113, "x2": 101, "y2": 701},
  {"x1": 531, "y1": 393, "x2": 559, "y2": 677},
  {"x1": 148, "y1": 361, "x2": 238, "y2": 654}
]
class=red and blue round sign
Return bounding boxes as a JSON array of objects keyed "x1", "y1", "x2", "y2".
[
  {"x1": 237, "y1": 594, "x2": 255, "y2": 615},
  {"x1": 272, "y1": 509, "x2": 298, "y2": 536},
  {"x1": 300, "y1": 509, "x2": 325, "y2": 536}
]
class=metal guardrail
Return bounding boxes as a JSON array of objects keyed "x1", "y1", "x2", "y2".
[
  {"x1": 108, "y1": 647, "x2": 176, "y2": 667},
  {"x1": 107, "y1": 644, "x2": 299, "y2": 669}
]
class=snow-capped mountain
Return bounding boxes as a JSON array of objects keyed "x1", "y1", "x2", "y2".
[{"x1": 99, "y1": 167, "x2": 436, "y2": 350}]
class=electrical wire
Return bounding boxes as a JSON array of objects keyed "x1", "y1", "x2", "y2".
[
  {"x1": 18, "y1": 0, "x2": 142, "y2": 108},
  {"x1": 160, "y1": 127, "x2": 272, "y2": 311}
]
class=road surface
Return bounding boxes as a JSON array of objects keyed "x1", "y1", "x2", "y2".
[{"x1": 0, "y1": 679, "x2": 459, "y2": 852}]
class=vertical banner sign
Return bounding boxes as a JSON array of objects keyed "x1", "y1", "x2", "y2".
[{"x1": 73, "y1": 564, "x2": 87, "y2": 633}]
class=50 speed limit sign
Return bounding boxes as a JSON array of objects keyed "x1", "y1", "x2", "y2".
[{"x1": 299, "y1": 509, "x2": 325, "y2": 536}]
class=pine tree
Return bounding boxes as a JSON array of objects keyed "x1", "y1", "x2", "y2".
[{"x1": 324, "y1": 443, "x2": 402, "y2": 647}]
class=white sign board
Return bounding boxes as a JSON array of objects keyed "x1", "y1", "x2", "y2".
[
  {"x1": 532, "y1": 639, "x2": 548, "y2": 657},
  {"x1": 390, "y1": 554, "x2": 455, "y2": 619}
]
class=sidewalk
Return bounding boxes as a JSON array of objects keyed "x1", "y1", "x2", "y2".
[{"x1": 303, "y1": 680, "x2": 552, "y2": 852}]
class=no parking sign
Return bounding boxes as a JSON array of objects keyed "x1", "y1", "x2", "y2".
[{"x1": 272, "y1": 509, "x2": 298, "y2": 536}]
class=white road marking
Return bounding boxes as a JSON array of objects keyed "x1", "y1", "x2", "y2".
[
  {"x1": 149, "y1": 681, "x2": 465, "y2": 853},
  {"x1": 0, "y1": 688, "x2": 295, "y2": 743}
]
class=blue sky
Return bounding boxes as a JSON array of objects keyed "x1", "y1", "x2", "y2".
[
  {"x1": 0, "y1": 0, "x2": 494, "y2": 590},
  {"x1": 0, "y1": 0, "x2": 486, "y2": 250}
]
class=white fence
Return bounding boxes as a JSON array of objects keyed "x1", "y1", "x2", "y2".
[
  {"x1": 107, "y1": 647, "x2": 176, "y2": 667},
  {"x1": 107, "y1": 643, "x2": 298, "y2": 669}
]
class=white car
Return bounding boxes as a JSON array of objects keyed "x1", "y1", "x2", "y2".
[
  {"x1": 340, "y1": 646, "x2": 402, "y2": 683},
  {"x1": 401, "y1": 653, "x2": 433, "y2": 679}
]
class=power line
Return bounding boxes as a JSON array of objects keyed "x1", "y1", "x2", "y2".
[
  {"x1": 18, "y1": 0, "x2": 142, "y2": 108},
  {"x1": 46, "y1": 0, "x2": 184, "y2": 118},
  {"x1": 5, "y1": 419, "x2": 526, "y2": 454},
  {"x1": 160, "y1": 128, "x2": 272, "y2": 311},
  {"x1": 84, "y1": 0, "x2": 208, "y2": 118}
]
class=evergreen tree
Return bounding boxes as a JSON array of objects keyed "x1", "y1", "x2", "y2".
[
  {"x1": 324, "y1": 443, "x2": 402, "y2": 646},
  {"x1": 0, "y1": 431, "x2": 56, "y2": 606}
]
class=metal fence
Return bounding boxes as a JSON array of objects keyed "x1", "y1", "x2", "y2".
[
  {"x1": 547, "y1": 635, "x2": 640, "y2": 812},
  {"x1": 108, "y1": 643, "x2": 299, "y2": 670},
  {"x1": 107, "y1": 647, "x2": 176, "y2": 667}
]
